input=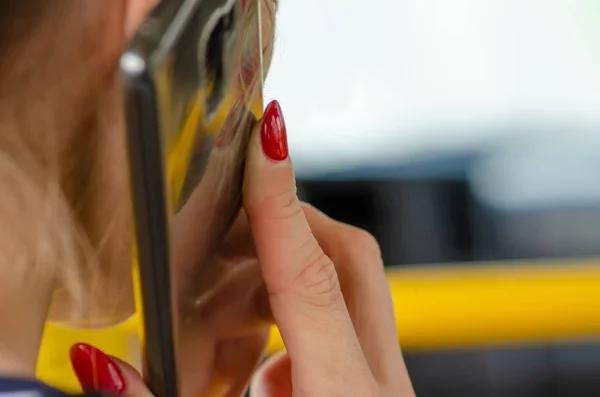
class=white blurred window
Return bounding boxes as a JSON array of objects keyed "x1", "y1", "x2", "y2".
[{"x1": 264, "y1": 0, "x2": 600, "y2": 175}]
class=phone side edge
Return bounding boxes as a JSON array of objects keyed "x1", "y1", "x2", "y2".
[{"x1": 120, "y1": 54, "x2": 179, "y2": 397}]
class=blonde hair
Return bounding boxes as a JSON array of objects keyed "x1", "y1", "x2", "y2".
[
  {"x1": 242, "y1": 0, "x2": 277, "y2": 78},
  {"x1": 0, "y1": 0, "x2": 278, "y2": 327}
]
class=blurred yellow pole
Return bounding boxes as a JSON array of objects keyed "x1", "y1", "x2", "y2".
[{"x1": 266, "y1": 260, "x2": 600, "y2": 353}]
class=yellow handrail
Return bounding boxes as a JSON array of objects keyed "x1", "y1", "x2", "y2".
[{"x1": 266, "y1": 260, "x2": 600, "y2": 353}]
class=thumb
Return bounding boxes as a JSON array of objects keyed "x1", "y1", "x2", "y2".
[
  {"x1": 70, "y1": 344, "x2": 152, "y2": 397},
  {"x1": 243, "y1": 101, "x2": 373, "y2": 393}
]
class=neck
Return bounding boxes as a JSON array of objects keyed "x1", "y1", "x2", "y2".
[
  {"x1": 0, "y1": 8, "x2": 133, "y2": 374},
  {"x1": 0, "y1": 112, "x2": 68, "y2": 376},
  {"x1": 49, "y1": 85, "x2": 135, "y2": 328},
  {"x1": 0, "y1": 84, "x2": 134, "y2": 377},
  {"x1": 0, "y1": 280, "x2": 54, "y2": 377}
]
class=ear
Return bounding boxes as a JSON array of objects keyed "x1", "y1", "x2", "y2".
[{"x1": 124, "y1": 0, "x2": 160, "y2": 38}]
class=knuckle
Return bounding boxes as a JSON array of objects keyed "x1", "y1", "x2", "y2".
[
  {"x1": 300, "y1": 201, "x2": 322, "y2": 217},
  {"x1": 340, "y1": 227, "x2": 383, "y2": 265},
  {"x1": 294, "y1": 247, "x2": 343, "y2": 308}
]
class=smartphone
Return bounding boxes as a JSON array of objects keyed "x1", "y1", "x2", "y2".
[{"x1": 120, "y1": 0, "x2": 264, "y2": 396}]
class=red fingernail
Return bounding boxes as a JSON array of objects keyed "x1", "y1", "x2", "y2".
[
  {"x1": 70, "y1": 343, "x2": 126, "y2": 394},
  {"x1": 241, "y1": 0, "x2": 247, "y2": 11},
  {"x1": 261, "y1": 100, "x2": 288, "y2": 161}
]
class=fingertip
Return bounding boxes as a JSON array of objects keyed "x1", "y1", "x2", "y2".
[
  {"x1": 260, "y1": 100, "x2": 288, "y2": 162},
  {"x1": 243, "y1": 101, "x2": 296, "y2": 216},
  {"x1": 69, "y1": 343, "x2": 126, "y2": 395}
]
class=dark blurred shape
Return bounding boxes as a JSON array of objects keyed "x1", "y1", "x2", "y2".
[
  {"x1": 301, "y1": 179, "x2": 473, "y2": 265},
  {"x1": 405, "y1": 343, "x2": 600, "y2": 397},
  {"x1": 298, "y1": 144, "x2": 600, "y2": 266},
  {"x1": 296, "y1": 142, "x2": 600, "y2": 397}
]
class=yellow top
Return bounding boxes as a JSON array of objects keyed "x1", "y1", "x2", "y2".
[{"x1": 265, "y1": 260, "x2": 600, "y2": 353}]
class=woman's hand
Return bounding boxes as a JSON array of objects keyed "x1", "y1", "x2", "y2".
[
  {"x1": 242, "y1": 100, "x2": 413, "y2": 396},
  {"x1": 70, "y1": 100, "x2": 414, "y2": 396}
]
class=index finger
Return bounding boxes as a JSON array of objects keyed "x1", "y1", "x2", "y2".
[{"x1": 242, "y1": 101, "x2": 376, "y2": 394}]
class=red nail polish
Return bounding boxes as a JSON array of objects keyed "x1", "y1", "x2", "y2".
[
  {"x1": 70, "y1": 343, "x2": 126, "y2": 394},
  {"x1": 261, "y1": 100, "x2": 288, "y2": 161}
]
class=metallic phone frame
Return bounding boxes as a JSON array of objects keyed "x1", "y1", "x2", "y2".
[{"x1": 120, "y1": 0, "x2": 240, "y2": 396}]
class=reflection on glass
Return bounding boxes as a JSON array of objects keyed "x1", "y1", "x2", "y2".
[{"x1": 122, "y1": 0, "x2": 266, "y2": 395}]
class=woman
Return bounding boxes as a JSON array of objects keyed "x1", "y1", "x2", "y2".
[{"x1": 0, "y1": 0, "x2": 414, "y2": 396}]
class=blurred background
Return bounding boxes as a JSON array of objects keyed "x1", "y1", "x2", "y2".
[{"x1": 264, "y1": 0, "x2": 600, "y2": 396}]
